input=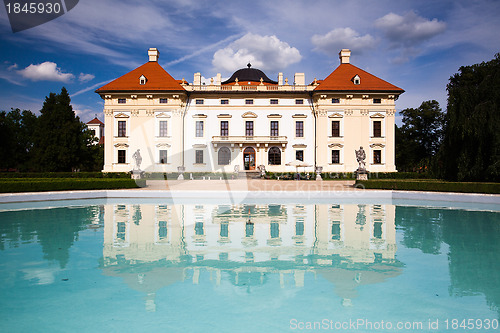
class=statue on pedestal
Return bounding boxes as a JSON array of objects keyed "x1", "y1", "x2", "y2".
[
  {"x1": 131, "y1": 149, "x2": 144, "y2": 180},
  {"x1": 355, "y1": 146, "x2": 368, "y2": 180},
  {"x1": 355, "y1": 146, "x2": 366, "y2": 171}
]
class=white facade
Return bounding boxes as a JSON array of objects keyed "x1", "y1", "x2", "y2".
[{"x1": 96, "y1": 48, "x2": 403, "y2": 174}]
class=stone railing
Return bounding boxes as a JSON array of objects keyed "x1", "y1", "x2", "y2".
[{"x1": 186, "y1": 85, "x2": 315, "y2": 92}]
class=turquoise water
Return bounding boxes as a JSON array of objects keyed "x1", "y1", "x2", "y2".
[{"x1": 0, "y1": 200, "x2": 499, "y2": 332}]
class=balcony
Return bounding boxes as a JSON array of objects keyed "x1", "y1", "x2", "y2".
[{"x1": 212, "y1": 136, "x2": 288, "y2": 149}]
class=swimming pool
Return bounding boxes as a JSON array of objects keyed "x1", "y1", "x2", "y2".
[{"x1": 0, "y1": 198, "x2": 499, "y2": 332}]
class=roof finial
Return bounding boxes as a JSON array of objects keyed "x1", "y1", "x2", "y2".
[{"x1": 247, "y1": 63, "x2": 251, "y2": 68}]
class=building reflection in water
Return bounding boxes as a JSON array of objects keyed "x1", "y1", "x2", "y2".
[{"x1": 101, "y1": 203, "x2": 401, "y2": 311}]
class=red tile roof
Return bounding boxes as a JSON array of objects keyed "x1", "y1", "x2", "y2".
[
  {"x1": 87, "y1": 117, "x2": 103, "y2": 125},
  {"x1": 96, "y1": 61, "x2": 185, "y2": 93},
  {"x1": 315, "y1": 63, "x2": 404, "y2": 93}
]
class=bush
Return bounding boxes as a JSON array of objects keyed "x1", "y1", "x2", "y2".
[
  {"x1": 0, "y1": 172, "x2": 130, "y2": 179},
  {"x1": 0, "y1": 178, "x2": 140, "y2": 193},
  {"x1": 356, "y1": 179, "x2": 500, "y2": 194},
  {"x1": 368, "y1": 172, "x2": 432, "y2": 179}
]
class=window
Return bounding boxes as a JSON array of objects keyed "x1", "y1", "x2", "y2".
[
  {"x1": 118, "y1": 98, "x2": 126, "y2": 104},
  {"x1": 245, "y1": 99, "x2": 254, "y2": 105},
  {"x1": 118, "y1": 121, "x2": 126, "y2": 137},
  {"x1": 270, "y1": 222, "x2": 280, "y2": 238},
  {"x1": 268, "y1": 147, "x2": 281, "y2": 165},
  {"x1": 195, "y1": 150, "x2": 204, "y2": 164},
  {"x1": 195, "y1": 222, "x2": 204, "y2": 235},
  {"x1": 220, "y1": 99, "x2": 229, "y2": 105},
  {"x1": 139, "y1": 75, "x2": 147, "y2": 85},
  {"x1": 270, "y1": 99, "x2": 278, "y2": 105},
  {"x1": 373, "y1": 150, "x2": 382, "y2": 164},
  {"x1": 331, "y1": 121, "x2": 340, "y2": 137},
  {"x1": 159, "y1": 98, "x2": 168, "y2": 104},
  {"x1": 195, "y1": 99, "x2": 204, "y2": 105},
  {"x1": 159, "y1": 121, "x2": 168, "y2": 137},
  {"x1": 373, "y1": 121, "x2": 382, "y2": 137},
  {"x1": 196, "y1": 121, "x2": 204, "y2": 137},
  {"x1": 220, "y1": 121, "x2": 228, "y2": 136},
  {"x1": 158, "y1": 221, "x2": 168, "y2": 240},
  {"x1": 118, "y1": 150, "x2": 126, "y2": 163},
  {"x1": 332, "y1": 98, "x2": 340, "y2": 103},
  {"x1": 295, "y1": 219, "x2": 304, "y2": 236},
  {"x1": 296, "y1": 121, "x2": 304, "y2": 137},
  {"x1": 159, "y1": 150, "x2": 168, "y2": 164},
  {"x1": 353, "y1": 75, "x2": 360, "y2": 85},
  {"x1": 270, "y1": 121, "x2": 279, "y2": 136},
  {"x1": 373, "y1": 98, "x2": 381, "y2": 104},
  {"x1": 295, "y1": 99, "x2": 304, "y2": 105},
  {"x1": 331, "y1": 222, "x2": 341, "y2": 240},
  {"x1": 332, "y1": 150, "x2": 340, "y2": 164},
  {"x1": 296, "y1": 150, "x2": 304, "y2": 161},
  {"x1": 218, "y1": 147, "x2": 231, "y2": 165},
  {"x1": 245, "y1": 121, "x2": 254, "y2": 136}
]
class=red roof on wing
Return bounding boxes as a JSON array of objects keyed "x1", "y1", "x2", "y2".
[
  {"x1": 87, "y1": 117, "x2": 103, "y2": 125},
  {"x1": 315, "y1": 63, "x2": 404, "y2": 92},
  {"x1": 96, "y1": 61, "x2": 185, "y2": 92}
]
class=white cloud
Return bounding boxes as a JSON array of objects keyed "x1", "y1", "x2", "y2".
[
  {"x1": 375, "y1": 11, "x2": 446, "y2": 47},
  {"x1": 78, "y1": 73, "x2": 95, "y2": 83},
  {"x1": 312, "y1": 27, "x2": 376, "y2": 55},
  {"x1": 18, "y1": 62, "x2": 74, "y2": 82},
  {"x1": 212, "y1": 33, "x2": 302, "y2": 73}
]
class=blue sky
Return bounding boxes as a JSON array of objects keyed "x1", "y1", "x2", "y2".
[{"x1": 1, "y1": 0, "x2": 499, "y2": 124}]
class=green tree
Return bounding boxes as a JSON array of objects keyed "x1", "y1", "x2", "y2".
[
  {"x1": 436, "y1": 53, "x2": 500, "y2": 181},
  {"x1": 31, "y1": 87, "x2": 94, "y2": 172},
  {"x1": 0, "y1": 108, "x2": 36, "y2": 171},
  {"x1": 396, "y1": 100, "x2": 445, "y2": 171}
]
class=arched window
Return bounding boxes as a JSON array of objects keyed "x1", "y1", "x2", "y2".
[
  {"x1": 218, "y1": 147, "x2": 231, "y2": 165},
  {"x1": 268, "y1": 147, "x2": 281, "y2": 165}
]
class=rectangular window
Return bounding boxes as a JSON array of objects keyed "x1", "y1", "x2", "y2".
[
  {"x1": 245, "y1": 121, "x2": 254, "y2": 136},
  {"x1": 118, "y1": 121, "x2": 126, "y2": 137},
  {"x1": 373, "y1": 121, "x2": 382, "y2": 137},
  {"x1": 296, "y1": 121, "x2": 304, "y2": 137},
  {"x1": 270, "y1": 99, "x2": 278, "y2": 105},
  {"x1": 295, "y1": 99, "x2": 304, "y2": 105},
  {"x1": 195, "y1": 99, "x2": 204, "y2": 105},
  {"x1": 331, "y1": 222, "x2": 341, "y2": 240},
  {"x1": 220, "y1": 121, "x2": 228, "y2": 136},
  {"x1": 159, "y1": 120, "x2": 168, "y2": 137},
  {"x1": 245, "y1": 99, "x2": 254, "y2": 105},
  {"x1": 118, "y1": 98, "x2": 126, "y2": 104},
  {"x1": 159, "y1": 150, "x2": 168, "y2": 164},
  {"x1": 270, "y1": 121, "x2": 279, "y2": 136},
  {"x1": 332, "y1": 150, "x2": 340, "y2": 164},
  {"x1": 195, "y1": 150, "x2": 204, "y2": 164},
  {"x1": 373, "y1": 150, "x2": 382, "y2": 164},
  {"x1": 331, "y1": 121, "x2": 340, "y2": 137},
  {"x1": 158, "y1": 221, "x2": 168, "y2": 240},
  {"x1": 373, "y1": 98, "x2": 381, "y2": 104},
  {"x1": 118, "y1": 150, "x2": 126, "y2": 164},
  {"x1": 220, "y1": 99, "x2": 229, "y2": 105},
  {"x1": 196, "y1": 121, "x2": 204, "y2": 137},
  {"x1": 296, "y1": 150, "x2": 304, "y2": 161},
  {"x1": 332, "y1": 98, "x2": 340, "y2": 103},
  {"x1": 159, "y1": 98, "x2": 168, "y2": 104}
]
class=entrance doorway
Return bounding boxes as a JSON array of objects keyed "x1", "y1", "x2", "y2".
[{"x1": 243, "y1": 147, "x2": 256, "y2": 170}]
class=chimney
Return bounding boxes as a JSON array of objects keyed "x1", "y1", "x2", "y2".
[
  {"x1": 294, "y1": 73, "x2": 305, "y2": 86},
  {"x1": 148, "y1": 48, "x2": 159, "y2": 62},
  {"x1": 194, "y1": 72, "x2": 202, "y2": 85},
  {"x1": 339, "y1": 49, "x2": 351, "y2": 64},
  {"x1": 278, "y1": 72, "x2": 283, "y2": 85}
]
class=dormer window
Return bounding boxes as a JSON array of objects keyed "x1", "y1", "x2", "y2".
[
  {"x1": 353, "y1": 75, "x2": 361, "y2": 85},
  {"x1": 139, "y1": 75, "x2": 147, "y2": 85}
]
